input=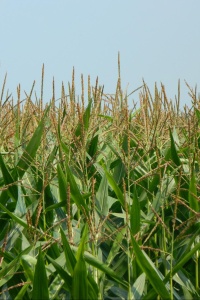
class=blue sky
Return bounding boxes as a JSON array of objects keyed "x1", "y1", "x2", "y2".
[{"x1": 0, "y1": 1, "x2": 200, "y2": 108}]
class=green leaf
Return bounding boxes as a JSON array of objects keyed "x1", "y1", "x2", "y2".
[
  {"x1": 48, "y1": 274, "x2": 65, "y2": 300},
  {"x1": 21, "y1": 255, "x2": 35, "y2": 281},
  {"x1": 46, "y1": 246, "x2": 129, "y2": 291},
  {"x1": 169, "y1": 128, "x2": 181, "y2": 166},
  {"x1": 98, "y1": 114, "x2": 113, "y2": 122},
  {"x1": 0, "y1": 154, "x2": 18, "y2": 201},
  {"x1": 132, "y1": 273, "x2": 146, "y2": 300},
  {"x1": 105, "y1": 226, "x2": 127, "y2": 266},
  {"x1": 65, "y1": 164, "x2": 88, "y2": 214},
  {"x1": 86, "y1": 132, "x2": 99, "y2": 178},
  {"x1": 112, "y1": 158, "x2": 126, "y2": 185},
  {"x1": 32, "y1": 247, "x2": 49, "y2": 300},
  {"x1": 14, "y1": 284, "x2": 29, "y2": 300},
  {"x1": 130, "y1": 186, "x2": 140, "y2": 235},
  {"x1": 14, "y1": 184, "x2": 27, "y2": 216},
  {"x1": 72, "y1": 225, "x2": 88, "y2": 300},
  {"x1": 195, "y1": 108, "x2": 200, "y2": 123},
  {"x1": 103, "y1": 165, "x2": 125, "y2": 208},
  {"x1": 75, "y1": 100, "x2": 92, "y2": 137},
  {"x1": 0, "y1": 202, "x2": 28, "y2": 228},
  {"x1": 60, "y1": 227, "x2": 76, "y2": 275},
  {"x1": 44, "y1": 200, "x2": 66, "y2": 212},
  {"x1": 0, "y1": 246, "x2": 32, "y2": 287},
  {"x1": 189, "y1": 170, "x2": 199, "y2": 216},
  {"x1": 15, "y1": 105, "x2": 50, "y2": 179},
  {"x1": 47, "y1": 255, "x2": 73, "y2": 291},
  {"x1": 71, "y1": 245, "x2": 129, "y2": 290},
  {"x1": 87, "y1": 131, "x2": 98, "y2": 158},
  {"x1": 87, "y1": 273, "x2": 99, "y2": 300},
  {"x1": 166, "y1": 242, "x2": 200, "y2": 282},
  {"x1": 45, "y1": 145, "x2": 58, "y2": 170},
  {"x1": 60, "y1": 141, "x2": 70, "y2": 163},
  {"x1": 57, "y1": 164, "x2": 68, "y2": 204},
  {"x1": 96, "y1": 173, "x2": 109, "y2": 216},
  {"x1": 145, "y1": 242, "x2": 200, "y2": 299},
  {"x1": 0, "y1": 258, "x2": 20, "y2": 287},
  {"x1": 131, "y1": 236, "x2": 170, "y2": 299},
  {"x1": 55, "y1": 228, "x2": 99, "y2": 300}
]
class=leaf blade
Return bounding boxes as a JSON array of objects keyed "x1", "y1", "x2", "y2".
[{"x1": 32, "y1": 247, "x2": 49, "y2": 300}]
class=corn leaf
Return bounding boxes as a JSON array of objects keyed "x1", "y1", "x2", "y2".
[
  {"x1": 169, "y1": 128, "x2": 181, "y2": 167},
  {"x1": 0, "y1": 154, "x2": 18, "y2": 201},
  {"x1": 72, "y1": 224, "x2": 88, "y2": 300},
  {"x1": 105, "y1": 226, "x2": 127, "y2": 266},
  {"x1": 131, "y1": 235, "x2": 170, "y2": 299},
  {"x1": 87, "y1": 131, "x2": 98, "y2": 158},
  {"x1": 32, "y1": 247, "x2": 49, "y2": 300},
  {"x1": 195, "y1": 108, "x2": 200, "y2": 123},
  {"x1": 14, "y1": 105, "x2": 50, "y2": 179},
  {"x1": 130, "y1": 186, "x2": 140, "y2": 235},
  {"x1": 189, "y1": 170, "x2": 199, "y2": 216},
  {"x1": 166, "y1": 242, "x2": 200, "y2": 282},
  {"x1": 47, "y1": 255, "x2": 72, "y2": 291},
  {"x1": 14, "y1": 284, "x2": 29, "y2": 300},
  {"x1": 70, "y1": 245, "x2": 129, "y2": 289},
  {"x1": 103, "y1": 165, "x2": 125, "y2": 208},
  {"x1": 75, "y1": 99, "x2": 92, "y2": 137},
  {"x1": 0, "y1": 246, "x2": 32, "y2": 287},
  {"x1": 96, "y1": 173, "x2": 109, "y2": 216},
  {"x1": 132, "y1": 273, "x2": 146, "y2": 300},
  {"x1": 21, "y1": 255, "x2": 35, "y2": 281},
  {"x1": 65, "y1": 164, "x2": 88, "y2": 214},
  {"x1": 145, "y1": 242, "x2": 200, "y2": 299},
  {"x1": 57, "y1": 164, "x2": 68, "y2": 203},
  {"x1": 60, "y1": 227, "x2": 76, "y2": 275},
  {"x1": 0, "y1": 202, "x2": 28, "y2": 228}
]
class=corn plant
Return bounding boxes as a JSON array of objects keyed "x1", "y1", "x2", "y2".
[{"x1": 0, "y1": 67, "x2": 199, "y2": 299}]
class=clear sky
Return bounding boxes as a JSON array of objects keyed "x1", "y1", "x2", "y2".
[{"x1": 0, "y1": 1, "x2": 200, "y2": 108}]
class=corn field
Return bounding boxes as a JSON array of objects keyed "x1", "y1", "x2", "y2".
[{"x1": 0, "y1": 67, "x2": 200, "y2": 299}]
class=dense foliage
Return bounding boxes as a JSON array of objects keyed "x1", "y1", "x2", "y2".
[{"x1": 0, "y1": 70, "x2": 200, "y2": 299}]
